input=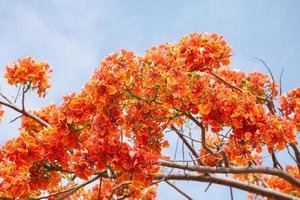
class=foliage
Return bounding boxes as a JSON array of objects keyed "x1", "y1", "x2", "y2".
[{"x1": 0, "y1": 33, "x2": 299, "y2": 199}]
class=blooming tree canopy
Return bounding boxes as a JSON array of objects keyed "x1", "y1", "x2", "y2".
[{"x1": 0, "y1": 33, "x2": 299, "y2": 200}]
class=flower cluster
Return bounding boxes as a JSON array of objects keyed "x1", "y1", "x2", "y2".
[
  {"x1": 4, "y1": 56, "x2": 52, "y2": 97},
  {"x1": 280, "y1": 87, "x2": 300, "y2": 131},
  {"x1": 0, "y1": 33, "x2": 298, "y2": 199}
]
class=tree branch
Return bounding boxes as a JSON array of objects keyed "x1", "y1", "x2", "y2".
[
  {"x1": 36, "y1": 174, "x2": 101, "y2": 200},
  {"x1": 0, "y1": 100, "x2": 50, "y2": 127},
  {"x1": 171, "y1": 125, "x2": 199, "y2": 159},
  {"x1": 210, "y1": 72, "x2": 272, "y2": 104},
  {"x1": 98, "y1": 177, "x2": 102, "y2": 200},
  {"x1": 183, "y1": 112, "x2": 230, "y2": 166},
  {"x1": 271, "y1": 151, "x2": 283, "y2": 170},
  {"x1": 156, "y1": 173, "x2": 299, "y2": 200},
  {"x1": 159, "y1": 160, "x2": 300, "y2": 188},
  {"x1": 171, "y1": 125, "x2": 205, "y2": 167},
  {"x1": 108, "y1": 181, "x2": 131, "y2": 200}
]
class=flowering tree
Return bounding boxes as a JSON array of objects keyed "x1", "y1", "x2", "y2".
[{"x1": 0, "y1": 33, "x2": 299, "y2": 200}]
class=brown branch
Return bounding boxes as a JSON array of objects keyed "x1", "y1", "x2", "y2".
[
  {"x1": 180, "y1": 132, "x2": 201, "y2": 143},
  {"x1": 230, "y1": 186, "x2": 234, "y2": 200},
  {"x1": 35, "y1": 174, "x2": 101, "y2": 199},
  {"x1": 9, "y1": 114, "x2": 22, "y2": 123},
  {"x1": 22, "y1": 85, "x2": 26, "y2": 110},
  {"x1": 171, "y1": 125, "x2": 198, "y2": 158},
  {"x1": 183, "y1": 112, "x2": 230, "y2": 167},
  {"x1": 165, "y1": 180, "x2": 193, "y2": 200},
  {"x1": 159, "y1": 160, "x2": 300, "y2": 188},
  {"x1": 37, "y1": 164, "x2": 300, "y2": 200},
  {"x1": 183, "y1": 112, "x2": 214, "y2": 154},
  {"x1": 204, "y1": 182, "x2": 212, "y2": 192},
  {"x1": 98, "y1": 177, "x2": 102, "y2": 200},
  {"x1": 108, "y1": 181, "x2": 131, "y2": 200},
  {"x1": 210, "y1": 72, "x2": 270, "y2": 104},
  {"x1": 211, "y1": 72, "x2": 243, "y2": 93},
  {"x1": 219, "y1": 148, "x2": 229, "y2": 167},
  {"x1": 271, "y1": 151, "x2": 283, "y2": 170},
  {"x1": 171, "y1": 125, "x2": 203, "y2": 166},
  {"x1": 57, "y1": 175, "x2": 101, "y2": 200},
  {"x1": 21, "y1": 83, "x2": 31, "y2": 111},
  {"x1": 286, "y1": 146, "x2": 297, "y2": 163},
  {"x1": 290, "y1": 144, "x2": 300, "y2": 172},
  {"x1": 0, "y1": 100, "x2": 50, "y2": 127},
  {"x1": 156, "y1": 173, "x2": 299, "y2": 200},
  {"x1": 0, "y1": 92, "x2": 12, "y2": 104}
]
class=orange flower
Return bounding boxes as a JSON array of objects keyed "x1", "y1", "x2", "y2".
[
  {"x1": 0, "y1": 33, "x2": 298, "y2": 199},
  {"x1": 281, "y1": 87, "x2": 300, "y2": 131},
  {"x1": 4, "y1": 56, "x2": 52, "y2": 97}
]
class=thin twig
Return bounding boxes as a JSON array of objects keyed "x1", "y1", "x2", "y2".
[
  {"x1": 9, "y1": 114, "x2": 22, "y2": 123},
  {"x1": 287, "y1": 145, "x2": 297, "y2": 163},
  {"x1": 165, "y1": 180, "x2": 193, "y2": 200},
  {"x1": 279, "y1": 68, "x2": 284, "y2": 97},
  {"x1": 0, "y1": 93, "x2": 12, "y2": 104},
  {"x1": 220, "y1": 128, "x2": 232, "y2": 143},
  {"x1": 290, "y1": 144, "x2": 300, "y2": 172},
  {"x1": 183, "y1": 112, "x2": 230, "y2": 167},
  {"x1": 171, "y1": 125, "x2": 203, "y2": 166},
  {"x1": 211, "y1": 72, "x2": 243, "y2": 93},
  {"x1": 181, "y1": 133, "x2": 201, "y2": 143},
  {"x1": 204, "y1": 182, "x2": 212, "y2": 192},
  {"x1": 14, "y1": 85, "x2": 21, "y2": 103},
  {"x1": 253, "y1": 58, "x2": 276, "y2": 99},
  {"x1": 210, "y1": 72, "x2": 269, "y2": 103},
  {"x1": 36, "y1": 175, "x2": 101, "y2": 200},
  {"x1": 230, "y1": 186, "x2": 234, "y2": 200},
  {"x1": 271, "y1": 152, "x2": 283, "y2": 170}
]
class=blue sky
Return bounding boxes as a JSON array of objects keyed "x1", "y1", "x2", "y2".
[{"x1": 0, "y1": 0, "x2": 299, "y2": 199}]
